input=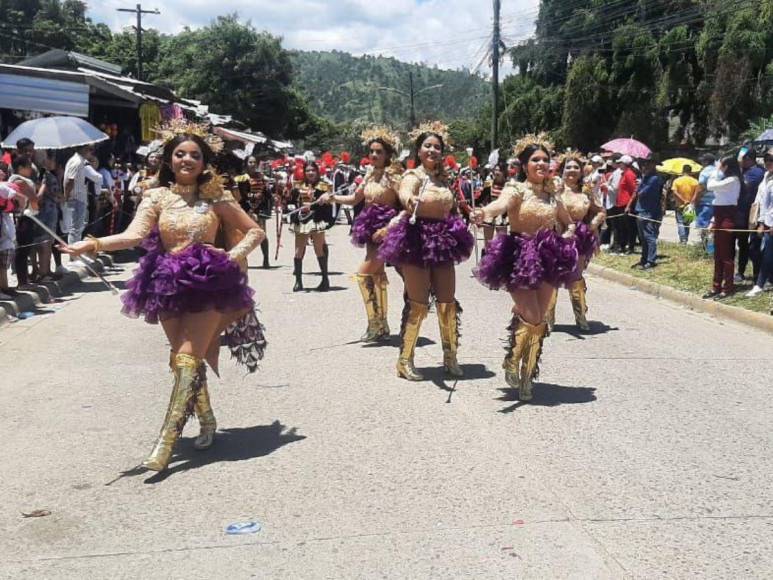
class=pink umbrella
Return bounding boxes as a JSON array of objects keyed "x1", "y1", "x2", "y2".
[{"x1": 601, "y1": 138, "x2": 652, "y2": 159}]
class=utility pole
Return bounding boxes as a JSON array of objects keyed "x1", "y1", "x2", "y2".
[
  {"x1": 409, "y1": 72, "x2": 416, "y2": 128},
  {"x1": 491, "y1": 0, "x2": 501, "y2": 149},
  {"x1": 116, "y1": 3, "x2": 160, "y2": 81},
  {"x1": 376, "y1": 75, "x2": 443, "y2": 129}
]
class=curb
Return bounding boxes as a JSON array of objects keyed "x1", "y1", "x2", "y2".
[
  {"x1": 587, "y1": 263, "x2": 773, "y2": 335},
  {"x1": 0, "y1": 254, "x2": 115, "y2": 327}
]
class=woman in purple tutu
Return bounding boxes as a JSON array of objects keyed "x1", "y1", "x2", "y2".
[
  {"x1": 546, "y1": 152, "x2": 606, "y2": 332},
  {"x1": 472, "y1": 134, "x2": 578, "y2": 402},
  {"x1": 378, "y1": 121, "x2": 474, "y2": 381},
  {"x1": 319, "y1": 126, "x2": 402, "y2": 342},
  {"x1": 60, "y1": 121, "x2": 266, "y2": 472}
]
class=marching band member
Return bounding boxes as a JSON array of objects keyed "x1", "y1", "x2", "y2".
[
  {"x1": 379, "y1": 121, "x2": 474, "y2": 381},
  {"x1": 547, "y1": 152, "x2": 606, "y2": 331},
  {"x1": 60, "y1": 120, "x2": 266, "y2": 471},
  {"x1": 235, "y1": 155, "x2": 273, "y2": 268},
  {"x1": 289, "y1": 161, "x2": 335, "y2": 292},
  {"x1": 320, "y1": 126, "x2": 402, "y2": 342},
  {"x1": 473, "y1": 134, "x2": 578, "y2": 401}
]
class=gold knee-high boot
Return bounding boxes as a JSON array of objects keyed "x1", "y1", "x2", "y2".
[
  {"x1": 503, "y1": 315, "x2": 529, "y2": 391},
  {"x1": 193, "y1": 362, "x2": 217, "y2": 450},
  {"x1": 396, "y1": 300, "x2": 428, "y2": 381},
  {"x1": 437, "y1": 301, "x2": 463, "y2": 377},
  {"x1": 518, "y1": 320, "x2": 547, "y2": 402},
  {"x1": 373, "y1": 272, "x2": 390, "y2": 337},
  {"x1": 569, "y1": 277, "x2": 590, "y2": 330},
  {"x1": 169, "y1": 351, "x2": 216, "y2": 450},
  {"x1": 143, "y1": 353, "x2": 201, "y2": 471},
  {"x1": 355, "y1": 274, "x2": 382, "y2": 342},
  {"x1": 546, "y1": 288, "x2": 558, "y2": 335}
]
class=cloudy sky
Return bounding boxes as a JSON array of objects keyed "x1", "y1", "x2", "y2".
[{"x1": 89, "y1": 0, "x2": 540, "y2": 74}]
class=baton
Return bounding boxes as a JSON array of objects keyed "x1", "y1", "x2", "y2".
[
  {"x1": 409, "y1": 177, "x2": 431, "y2": 225},
  {"x1": 23, "y1": 209, "x2": 120, "y2": 295}
]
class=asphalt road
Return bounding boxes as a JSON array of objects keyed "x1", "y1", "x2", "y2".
[{"x1": 2, "y1": 222, "x2": 772, "y2": 579}]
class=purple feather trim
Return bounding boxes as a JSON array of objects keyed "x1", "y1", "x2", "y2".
[
  {"x1": 378, "y1": 214, "x2": 474, "y2": 267},
  {"x1": 121, "y1": 229, "x2": 254, "y2": 324},
  {"x1": 351, "y1": 203, "x2": 398, "y2": 247},
  {"x1": 474, "y1": 229, "x2": 579, "y2": 291},
  {"x1": 573, "y1": 221, "x2": 599, "y2": 263}
]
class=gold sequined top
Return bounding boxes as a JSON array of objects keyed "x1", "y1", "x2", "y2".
[
  {"x1": 361, "y1": 167, "x2": 401, "y2": 208},
  {"x1": 399, "y1": 166, "x2": 455, "y2": 220},
  {"x1": 487, "y1": 179, "x2": 572, "y2": 236},
  {"x1": 96, "y1": 184, "x2": 262, "y2": 261},
  {"x1": 559, "y1": 181, "x2": 606, "y2": 230}
]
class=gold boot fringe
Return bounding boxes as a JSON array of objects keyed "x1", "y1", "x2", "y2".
[
  {"x1": 193, "y1": 362, "x2": 217, "y2": 450},
  {"x1": 396, "y1": 300, "x2": 428, "y2": 381},
  {"x1": 354, "y1": 274, "x2": 383, "y2": 342},
  {"x1": 569, "y1": 277, "x2": 590, "y2": 330},
  {"x1": 437, "y1": 301, "x2": 463, "y2": 377},
  {"x1": 373, "y1": 272, "x2": 390, "y2": 338}
]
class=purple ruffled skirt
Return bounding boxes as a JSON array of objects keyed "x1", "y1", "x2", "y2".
[
  {"x1": 121, "y1": 229, "x2": 255, "y2": 324},
  {"x1": 351, "y1": 203, "x2": 398, "y2": 247},
  {"x1": 378, "y1": 214, "x2": 474, "y2": 268},
  {"x1": 574, "y1": 222, "x2": 599, "y2": 263},
  {"x1": 474, "y1": 229, "x2": 579, "y2": 291}
]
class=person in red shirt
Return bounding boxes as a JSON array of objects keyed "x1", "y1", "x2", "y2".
[{"x1": 616, "y1": 155, "x2": 638, "y2": 254}]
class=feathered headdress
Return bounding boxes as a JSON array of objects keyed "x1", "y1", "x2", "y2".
[
  {"x1": 409, "y1": 120, "x2": 451, "y2": 147},
  {"x1": 513, "y1": 132, "x2": 554, "y2": 159},
  {"x1": 153, "y1": 119, "x2": 224, "y2": 154},
  {"x1": 360, "y1": 125, "x2": 401, "y2": 152},
  {"x1": 555, "y1": 148, "x2": 585, "y2": 168}
]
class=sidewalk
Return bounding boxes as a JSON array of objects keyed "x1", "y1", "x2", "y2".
[{"x1": 0, "y1": 255, "x2": 115, "y2": 326}]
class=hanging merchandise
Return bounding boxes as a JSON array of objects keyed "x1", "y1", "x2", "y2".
[{"x1": 139, "y1": 103, "x2": 162, "y2": 142}]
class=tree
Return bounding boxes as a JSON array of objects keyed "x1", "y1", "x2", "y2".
[
  {"x1": 561, "y1": 55, "x2": 613, "y2": 150},
  {"x1": 154, "y1": 15, "x2": 310, "y2": 139}
]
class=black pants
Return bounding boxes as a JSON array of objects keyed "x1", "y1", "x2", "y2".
[
  {"x1": 612, "y1": 209, "x2": 636, "y2": 252},
  {"x1": 735, "y1": 231, "x2": 761, "y2": 280},
  {"x1": 14, "y1": 215, "x2": 34, "y2": 285}
]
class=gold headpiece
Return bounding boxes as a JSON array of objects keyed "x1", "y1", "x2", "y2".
[
  {"x1": 153, "y1": 119, "x2": 224, "y2": 154},
  {"x1": 555, "y1": 148, "x2": 585, "y2": 168},
  {"x1": 409, "y1": 120, "x2": 452, "y2": 147},
  {"x1": 361, "y1": 125, "x2": 401, "y2": 151},
  {"x1": 513, "y1": 132, "x2": 554, "y2": 159}
]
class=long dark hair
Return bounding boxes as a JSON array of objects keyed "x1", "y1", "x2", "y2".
[
  {"x1": 517, "y1": 144, "x2": 551, "y2": 182},
  {"x1": 719, "y1": 156, "x2": 741, "y2": 179},
  {"x1": 157, "y1": 134, "x2": 215, "y2": 187},
  {"x1": 412, "y1": 132, "x2": 445, "y2": 168},
  {"x1": 366, "y1": 138, "x2": 395, "y2": 164}
]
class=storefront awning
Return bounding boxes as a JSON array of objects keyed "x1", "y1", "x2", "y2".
[{"x1": 0, "y1": 73, "x2": 89, "y2": 117}]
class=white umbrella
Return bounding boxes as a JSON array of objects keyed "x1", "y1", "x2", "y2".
[{"x1": 1, "y1": 116, "x2": 109, "y2": 150}]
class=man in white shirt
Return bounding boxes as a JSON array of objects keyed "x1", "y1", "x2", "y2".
[{"x1": 63, "y1": 145, "x2": 102, "y2": 245}]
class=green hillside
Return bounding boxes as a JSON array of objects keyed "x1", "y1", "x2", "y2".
[{"x1": 291, "y1": 50, "x2": 490, "y2": 129}]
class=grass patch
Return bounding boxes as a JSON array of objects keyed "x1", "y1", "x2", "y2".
[{"x1": 594, "y1": 241, "x2": 772, "y2": 315}]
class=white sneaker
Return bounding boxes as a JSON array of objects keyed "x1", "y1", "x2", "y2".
[
  {"x1": 745, "y1": 286, "x2": 763, "y2": 298},
  {"x1": 600, "y1": 244, "x2": 610, "y2": 251}
]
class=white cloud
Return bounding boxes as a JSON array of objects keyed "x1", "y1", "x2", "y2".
[{"x1": 89, "y1": 0, "x2": 539, "y2": 74}]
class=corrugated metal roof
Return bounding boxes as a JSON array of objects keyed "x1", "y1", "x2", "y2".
[{"x1": 0, "y1": 73, "x2": 89, "y2": 117}]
